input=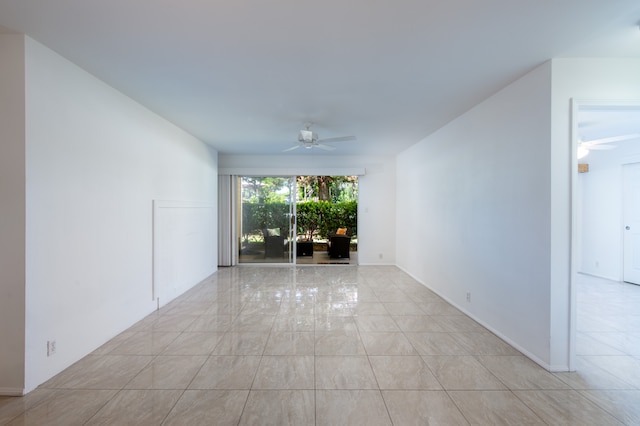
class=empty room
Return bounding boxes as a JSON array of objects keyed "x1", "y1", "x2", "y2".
[{"x1": 2, "y1": 1, "x2": 640, "y2": 424}]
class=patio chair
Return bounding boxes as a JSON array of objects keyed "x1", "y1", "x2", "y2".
[
  {"x1": 263, "y1": 228, "x2": 286, "y2": 258},
  {"x1": 327, "y1": 233, "x2": 351, "y2": 259}
]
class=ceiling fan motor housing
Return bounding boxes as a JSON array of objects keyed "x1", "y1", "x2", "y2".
[{"x1": 298, "y1": 129, "x2": 318, "y2": 143}]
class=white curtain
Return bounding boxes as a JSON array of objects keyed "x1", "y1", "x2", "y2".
[{"x1": 218, "y1": 175, "x2": 238, "y2": 266}]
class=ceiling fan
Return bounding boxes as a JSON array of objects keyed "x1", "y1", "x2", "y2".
[
  {"x1": 283, "y1": 123, "x2": 356, "y2": 152},
  {"x1": 578, "y1": 133, "x2": 640, "y2": 159}
]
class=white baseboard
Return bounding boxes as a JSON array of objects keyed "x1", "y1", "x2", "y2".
[
  {"x1": 0, "y1": 387, "x2": 25, "y2": 396},
  {"x1": 577, "y1": 271, "x2": 621, "y2": 283},
  {"x1": 395, "y1": 265, "x2": 563, "y2": 372}
]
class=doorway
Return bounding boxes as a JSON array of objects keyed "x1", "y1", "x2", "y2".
[
  {"x1": 572, "y1": 100, "x2": 640, "y2": 370},
  {"x1": 295, "y1": 175, "x2": 358, "y2": 265},
  {"x1": 238, "y1": 176, "x2": 295, "y2": 264},
  {"x1": 237, "y1": 175, "x2": 359, "y2": 265},
  {"x1": 623, "y1": 163, "x2": 640, "y2": 284}
]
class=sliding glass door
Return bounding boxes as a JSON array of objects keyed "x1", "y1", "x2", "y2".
[{"x1": 238, "y1": 176, "x2": 295, "y2": 264}]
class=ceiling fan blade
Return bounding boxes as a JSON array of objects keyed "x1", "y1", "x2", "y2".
[
  {"x1": 588, "y1": 144, "x2": 617, "y2": 150},
  {"x1": 583, "y1": 133, "x2": 640, "y2": 146},
  {"x1": 317, "y1": 135, "x2": 356, "y2": 143},
  {"x1": 316, "y1": 143, "x2": 336, "y2": 151},
  {"x1": 282, "y1": 144, "x2": 301, "y2": 152}
]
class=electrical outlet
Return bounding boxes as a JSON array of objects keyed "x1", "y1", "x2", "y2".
[
  {"x1": 466, "y1": 292, "x2": 471, "y2": 302},
  {"x1": 378, "y1": 253, "x2": 383, "y2": 259},
  {"x1": 47, "y1": 340, "x2": 57, "y2": 357}
]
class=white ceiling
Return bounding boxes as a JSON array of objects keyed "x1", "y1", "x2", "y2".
[
  {"x1": 579, "y1": 106, "x2": 640, "y2": 142},
  {"x1": 1, "y1": 1, "x2": 639, "y2": 156}
]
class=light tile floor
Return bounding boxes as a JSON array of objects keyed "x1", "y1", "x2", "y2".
[{"x1": 1, "y1": 267, "x2": 639, "y2": 425}]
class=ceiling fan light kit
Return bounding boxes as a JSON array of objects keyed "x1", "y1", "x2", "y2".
[{"x1": 577, "y1": 146, "x2": 589, "y2": 159}]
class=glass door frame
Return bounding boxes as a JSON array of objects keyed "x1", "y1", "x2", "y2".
[{"x1": 237, "y1": 175, "x2": 297, "y2": 265}]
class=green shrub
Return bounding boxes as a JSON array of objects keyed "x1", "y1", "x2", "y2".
[
  {"x1": 242, "y1": 202, "x2": 289, "y2": 241},
  {"x1": 242, "y1": 200, "x2": 358, "y2": 243},
  {"x1": 297, "y1": 200, "x2": 357, "y2": 240}
]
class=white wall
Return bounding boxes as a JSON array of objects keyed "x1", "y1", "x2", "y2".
[
  {"x1": 0, "y1": 35, "x2": 26, "y2": 395},
  {"x1": 219, "y1": 154, "x2": 396, "y2": 265},
  {"x1": 395, "y1": 58, "x2": 640, "y2": 372},
  {"x1": 396, "y1": 63, "x2": 554, "y2": 368},
  {"x1": 22, "y1": 38, "x2": 218, "y2": 392},
  {"x1": 579, "y1": 141, "x2": 640, "y2": 281}
]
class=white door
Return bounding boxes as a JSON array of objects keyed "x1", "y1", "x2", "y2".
[{"x1": 623, "y1": 163, "x2": 640, "y2": 285}]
